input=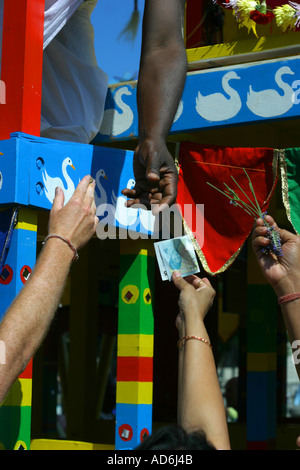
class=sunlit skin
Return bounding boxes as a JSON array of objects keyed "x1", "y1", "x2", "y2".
[{"x1": 121, "y1": 0, "x2": 187, "y2": 214}]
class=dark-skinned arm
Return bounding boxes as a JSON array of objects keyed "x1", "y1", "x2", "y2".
[{"x1": 122, "y1": 0, "x2": 187, "y2": 213}]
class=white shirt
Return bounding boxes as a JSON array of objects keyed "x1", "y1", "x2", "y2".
[
  {"x1": 42, "y1": 0, "x2": 108, "y2": 143},
  {"x1": 44, "y1": 0, "x2": 84, "y2": 48}
]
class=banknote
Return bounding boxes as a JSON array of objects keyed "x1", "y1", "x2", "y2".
[{"x1": 154, "y1": 235, "x2": 200, "y2": 281}]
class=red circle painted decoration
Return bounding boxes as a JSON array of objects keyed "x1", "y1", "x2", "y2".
[
  {"x1": 0, "y1": 265, "x2": 13, "y2": 285},
  {"x1": 20, "y1": 265, "x2": 32, "y2": 284},
  {"x1": 140, "y1": 428, "x2": 149, "y2": 442},
  {"x1": 118, "y1": 424, "x2": 133, "y2": 442}
]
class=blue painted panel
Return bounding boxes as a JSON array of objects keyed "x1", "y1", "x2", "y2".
[
  {"x1": 115, "y1": 403, "x2": 152, "y2": 450},
  {"x1": 246, "y1": 371, "x2": 277, "y2": 442},
  {"x1": 0, "y1": 138, "x2": 19, "y2": 206},
  {"x1": 94, "y1": 56, "x2": 300, "y2": 142},
  {"x1": 0, "y1": 226, "x2": 37, "y2": 320},
  {"x1": 0, "y1": 132, "x2": 156, "y2": 235}
]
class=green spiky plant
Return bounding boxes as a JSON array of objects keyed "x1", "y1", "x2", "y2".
[{"x1": 207, "y1": 168, "x2": 282, "y2": 257}]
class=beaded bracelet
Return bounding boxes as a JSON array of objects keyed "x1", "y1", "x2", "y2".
[
  {"x1": 177, "y1": 335, "x2": 212, "y2": 351},
  {"x1": 278, "y1": 292, "x2": 300, "y2": 304},
  {"x1": 43, "y1": 234, "x2": 79, "y2": 262}
]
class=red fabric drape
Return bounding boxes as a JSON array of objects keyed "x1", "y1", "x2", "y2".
[{"x1": 177, "y1": 143, "x2": 278, "y2": 274}]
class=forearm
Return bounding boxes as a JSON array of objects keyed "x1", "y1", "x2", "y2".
[
  {"x1": 178, "y1": 318, "x2": 230, "y2": 450},
  {"x1": 272, "y1": 277, "x2": 300, "y2": 378},
  {"x1": 0, "y1": 238, "x2": 73, "y2": 402},
  {"x1": 137, "y1": 45, "x2": 187, "y2": 141}
]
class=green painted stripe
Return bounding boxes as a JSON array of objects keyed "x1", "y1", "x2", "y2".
[{"x1": 0, "y1": 406, "x2": 31, "y2": 449}]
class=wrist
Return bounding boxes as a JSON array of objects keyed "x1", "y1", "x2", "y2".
[
  {"x1": 42, "y1": 235, "x2": 77, "y2": 263},
  {"x1": 272, "y1": 275, "x2": 300, "y2": 297},
  {"x1": 138, "y1": 133, "x2": 166, "y2": 147},
  {"x1": 184, "y1": 320, "x2": 208, "y2": 337}
]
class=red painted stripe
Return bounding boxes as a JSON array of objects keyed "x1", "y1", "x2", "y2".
[
  {"x1": 19, "y1": 358, "x2": 32, "y2": 379},
  {"x1": 0, "y1": 0, "x2": 44, "y2": 139},
  {"x1": 117, "y1": 357, "x2": 153, "y2": 382},
  {"x1": 247, "y1": 439, "x2": 276, "y2": 450}
]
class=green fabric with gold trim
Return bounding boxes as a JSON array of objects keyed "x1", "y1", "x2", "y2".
[{"x1": 280, "y1": 148, "x2": 300, "y2": 234}]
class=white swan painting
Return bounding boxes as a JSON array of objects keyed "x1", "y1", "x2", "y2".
[
  {"x1": 94, "y1": 169, "x2": 108, "y2": 207},
  {"x1": 112, "y1": 178, "x2": 139, "y2": 227},
  {"x1": 99, "y1": 86, "x2": 134, "y2": 137},
  {"x1": 42, "y1": 157, "x2": 75, "y2": 205},
  {"x1": 195, "y1": 71, "x2": 241, "y2": 121},
  {"x1": 246, "y1": 66, "x2": 295, "y2": 117},
  {"x1": 173, "y1": 100, "x2": 183, "y2": 123}
]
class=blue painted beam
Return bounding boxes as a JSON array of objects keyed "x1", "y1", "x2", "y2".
[
  {"x1": 93, "y1": 56, "x2": 300, "y2": 143},
  {"x1": 0, "y1": 132, "x2": 157, "y2": 236}
]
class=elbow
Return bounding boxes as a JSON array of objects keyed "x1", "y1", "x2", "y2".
[{"x1": 140, "y1": 42, "x2": 187, "y2": 77}]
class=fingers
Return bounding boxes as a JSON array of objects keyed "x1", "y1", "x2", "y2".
[
  {"x1": 172, "y1": 270, "x2": 188, "y2": 291},
  {"x1": 172, "y1": 272, "x2": 211, "y2": 292},
  {"x1": 51, "y1": 187, "x2": 65, "y2": 212},
  {"x1": 254, "y1": 215, "x2": 278, "y2": 230},
  {"x1": 151, "y1": 203, "x2": 166, "y2": 216},
  {"x1": 74, "y1": 175, "x2": 91, "y2": 198},
  {"x1": 182, "y1": 274, "x2": 211, "y2": 289},
  {"x1": 141, "y1": 151, "x2": 161, "y2": 183},
  {"x1": 252, "y1": 215, "x2": 279, "y2": 249},
  {"x1": 83, "y1": 177, "x2": 96, "y2": 208},
  {"x1": 121, "y1": 187, "x2": 136, "y2": 198},
  {"x1": 67, "y1": 175, "x2": 96, "y2": 211},
  {"x1": 252, "y1": 215, "x2": 296, "y2": 252},
  {"x1": 252, "y1": 224, "x2": 270, "y2": 251}
]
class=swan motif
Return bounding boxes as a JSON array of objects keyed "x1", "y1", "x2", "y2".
[
  {"x1": 113, "y1": 178, "x2": 139, "y2": 227},
  {"x1": 173, "y1": 100, "x2": 183, "y2": 123},
  {"x1": 195, "y1": 71, "x2": 241, "y2": 121},
  {"x1": 42, "y1": 157, "x2": 75, "y2": 205},
  {"x1": 246, "y1": 66, "x2": 295, "y2": 117},
  {"x1": 99, "y1": 86, "x2": 134, "y2": 136},
  {"x1": 94, "y1": 169, "x2": 108, "y2": 208}
]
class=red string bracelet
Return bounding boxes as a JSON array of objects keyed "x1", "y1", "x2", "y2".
[
  {"x1": 43, "y1": 234, "x2": 79, "y2": 262},
  {"x1": 278, "y1": 293, "x2": 300, "y2": 304},
  {"x1": 177, "y1": 335, "x2": 212, "y2": 351}
]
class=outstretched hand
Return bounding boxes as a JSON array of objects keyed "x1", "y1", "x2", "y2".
[
  {"x1": 48, "y1": 175, "x2": 98, "y2": 251},
  {"x1": 252, "y1": 215, "x2": 300, "y2": 295},
  {"x1": 121, "y1": 138, "x2": 178, "y2": 214},
  {"x1": 172, "y1": 272, "x2": 216, "y2": 323}
]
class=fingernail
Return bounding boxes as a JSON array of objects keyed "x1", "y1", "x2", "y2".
[
  {"x1": 173, "y1": 270, "x2": 181, "y2": 278},
  {"x1": 55, "y1": 187, "x2": 60, "y2": 196}
]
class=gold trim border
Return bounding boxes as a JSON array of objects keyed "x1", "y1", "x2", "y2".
[{"x1": 277, "y1": 148, "x2": 299, "y2": 235}]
